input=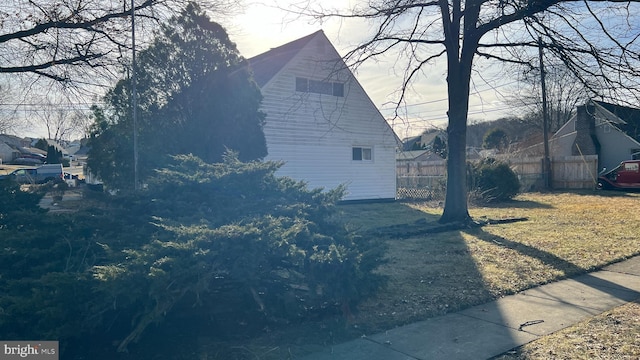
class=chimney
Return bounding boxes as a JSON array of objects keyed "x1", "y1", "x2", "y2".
[{"x1": 572, "y1": 105, "x2": 599, "y2": 156}]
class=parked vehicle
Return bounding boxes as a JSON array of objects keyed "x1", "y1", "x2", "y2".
[
  {"x1": 0, "y1": 164, "x2": 64, "y2": 184},
  {"x1": 597, "y1": 160, "x2": 640, "y2": 190},
  {"x1": 0, "y1": 167, "x2": 36, "y2": 182}
]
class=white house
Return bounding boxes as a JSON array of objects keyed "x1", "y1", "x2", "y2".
[{"x1": 248, "y1": 31, "x2": 399, "y2": 201}]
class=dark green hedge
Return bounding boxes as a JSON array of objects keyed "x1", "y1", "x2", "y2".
[{"x1": 0, "y1": 154, "x2": 385, "y2": 355}]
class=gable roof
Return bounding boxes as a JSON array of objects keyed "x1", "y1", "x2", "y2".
[
  {"x1": 396, "y1": 150, "x2": 429, "y2": 161},
  {"x1": 248, "y1": 31, "x2": 323, "y2": 87},
  {"x1": 246, "y1": 30, "x2": 402, "y2": 148},
  {"x1": 593, "y1": 100, "x2": 640, "y2": 142},
  {"x1": 401, "y1": 135, "x2": 422, "y2": 151},
  {"x1": 396, "y1": 150, "x2": 444, "y2": 161},
  {"x1": 0, "y1": 134, "x2": 24, "y2": 148}
]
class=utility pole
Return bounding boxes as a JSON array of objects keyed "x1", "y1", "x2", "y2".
[
  {"x1": 539, "y1": 37, "x2": 551, "y2": 189},
  {"x1": 131, "y1": 0, "x2": 139, "y2": 191}
]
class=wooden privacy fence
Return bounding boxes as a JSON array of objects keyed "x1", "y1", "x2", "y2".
[
  {"x1": 397, "y1": 155, "x2": 599, "y2": 198},
  {"x1": 552, "y1": 155, "x2": 599, "y2": 189},
  {"x1": 508, "y1": 155, "x2": 598, "y2": 190}
]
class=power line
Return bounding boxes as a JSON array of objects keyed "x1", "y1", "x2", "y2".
[
  {"x1": 383, "y1": 103, "x2": 517, "y2": 119},
  {"x1": 379, "y1": 80, "x2": 520, "y2": 111},
  {"x1": 0, "y1": 102, "x2": 100, "y2": 106}
]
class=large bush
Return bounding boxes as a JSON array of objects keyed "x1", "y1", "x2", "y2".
[
  {"x1": 469, "y1": 159, "x2": 520, "y2": 202},
  {"x1": 0, "y1": 181, "x2": 100, "y2": 343},
  {"x1": 91, "y1": 154, "x2": 384, "y2": 351},
  {"x1": 0, "y1": 155, "x2": 384, "y2": 356}
]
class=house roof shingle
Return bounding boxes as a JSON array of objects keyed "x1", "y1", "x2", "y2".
[
  {"x1": 593, "y1": 100, "x2": 640, "y2": 142},
  {"x1": 247, "y1": 30, "x2": 323, "y2": 87}
]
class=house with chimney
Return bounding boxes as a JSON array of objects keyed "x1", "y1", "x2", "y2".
[
  {"x1": 518, "y1": 100, "x2": 640, "y2": 172},
  {"x1": 247, "y1": 31, "x2": 399, "y2": 201},
  {"x1": 548, "y1": 100, "x2": 640, "y2": 172}
]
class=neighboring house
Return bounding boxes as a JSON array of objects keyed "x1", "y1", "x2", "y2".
[
  {"x1": 396, "y1": 150, "x2": 442, "y2": 162},
  {"x1": 402, "y1": 135, "x2": 423, "y2": 151},
  {"x1": 396, "y1": 149, "x2": 445, "y2": 179},
  {"x1": 65, "y1": 140, "x2": 82, "y2": 156},
  {"x1": 595, "y1": 100, "x2": 640, "y2": 143},
  {"x1": 466, "y1": 146, "x2": 483, "y2": 160},
  {"x1": 248, "y1": 31, "x2": 399, "y2": 201},
  {"x1": 0, "y1": 142, "x2": 19, "y2": 164},
  {"x1": 520, "y1": 100, "x2": 640, "y2": 172},
  {"x1": 0, "y1": 134, "x2": 30, "y2": 164},
  {"x1": 0, "y1": 134, "x2": 29, "y2": 148},
  {"x1": 401, "y1": 131, "x2": 446, "y2": 151}
]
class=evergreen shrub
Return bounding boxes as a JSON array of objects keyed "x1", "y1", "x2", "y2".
[
  {"x1": 0, "y1": 154, "x2": 385, "y2": 355},
  {"x1": 469, "y1": 158, "x2": 520, "y2": 203},
  {"x1": 91, "y1": 153, "x2": 385, "y2": 351}
]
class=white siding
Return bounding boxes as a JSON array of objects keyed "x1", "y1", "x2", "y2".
[{"x1": 259, "y1": 33, "x2": 397, "y2": 200}]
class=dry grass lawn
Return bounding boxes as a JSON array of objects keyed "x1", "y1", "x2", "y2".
[
  {"x1": 346, "y1": 191, "x2": 640, "y2": 336},
  {"x1": 218, "y1": 190, "x2": 640, "y2": 359},
  {"x1": 493, "y1": 300, "x2": 640, "y2": 359}
]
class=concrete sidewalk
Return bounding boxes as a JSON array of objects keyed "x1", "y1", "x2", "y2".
[{"x1": 302, "y1": 256, "x2": 640, "y2": 360}]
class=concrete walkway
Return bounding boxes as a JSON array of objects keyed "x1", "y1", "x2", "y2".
[
  {"x1": 302, "y1": 256, "x2": 640, "y2": 360},
  {"x1": 39, "y1": 188, "x2": 83, "y2": 213}
]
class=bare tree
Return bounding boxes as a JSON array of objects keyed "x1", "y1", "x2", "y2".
[
  {"x1": 1, "y1": 0, "x2": 240, "y2": 139},
  {"x1": 0, "y1": 0, "x2": 237, "y2": 91},
  {"x1": 509, "y1": 62, "x2": 590, "y2": 133},
  {"x1": 0, "y1": 112, "x2": 17, "y2": 135},
  {"x1": 0, "y1": 85, "x2": 18, "y2": 134},
  {"x1": 28, "y1": 97, "x2": 91, "y2": 141},
  {"x1": 301, "y1": 0, "x2": 640, "y2": 224}
]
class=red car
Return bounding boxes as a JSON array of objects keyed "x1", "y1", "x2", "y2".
[{"x1": 598, "y1": 160, "x2": 640, "y2": 190}]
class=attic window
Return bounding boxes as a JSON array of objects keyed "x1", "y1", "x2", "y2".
[{"x1": 296, "y1": 77, "x2": 344, "y2": 97}]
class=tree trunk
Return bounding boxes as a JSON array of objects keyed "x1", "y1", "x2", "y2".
[
  {"x1": 439, "y1": 45, "x2": 474, "y2": 224},
  {"x1": 440, "y1": 103, "x2": 471, "y2": 224}
]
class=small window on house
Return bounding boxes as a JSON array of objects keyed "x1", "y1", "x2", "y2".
[
  {"x1": 296, "y1": 77, "x2": 308, "y2": 92},
  {"x1": 296, "y1": 77, "x2": 344, "y2": 97},
  {"x1": 352, "y1": 147, "x2": 372, "y2": 161},
  {"x1": 333, "y1": 82, "x2": 344, "y2": 97}
]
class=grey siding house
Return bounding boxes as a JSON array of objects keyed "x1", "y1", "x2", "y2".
[{"x1": 551, "y1": 100, "x2": 640, "y2": 172}]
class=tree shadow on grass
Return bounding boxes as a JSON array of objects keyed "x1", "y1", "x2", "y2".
[
  {"x1": 464, "y1": 227, "x2": 585, "y2": 282},
  {"x1": 475, "y1": 198, "x2": 554, "y2": 210},
  {"x1": 352, "y1": 228, "x2": 491, "y2": 316},
  {"x1": 333, "y1": 203, "x2": 640, "y2": 360},
  {"x1": 339, "y1": 201, "x2": 442, "y2": 232},
  {"x1": 465, "y1": 225, "x2": 640, "y2": 301}
]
